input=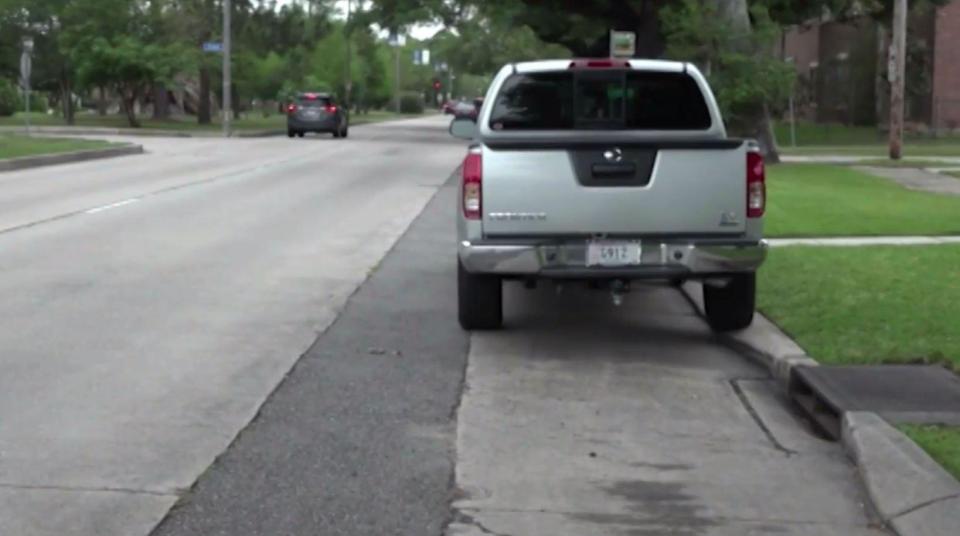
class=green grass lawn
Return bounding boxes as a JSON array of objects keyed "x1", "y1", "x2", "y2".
[
  {"x1": 774, "y1": 121, "x2": 960, "y2": 156},
  {"x1": 944, "y1": 170, "x2": 960, "y2": 179},
  {"x1": 898, "y1": 425, "x2": 960, "y2": 480},
  {"x1": 0, "y1": 110, "x2": 429, "y2": 132},
  {"x1": 0, "y1": 134, "x2": 117, "y2": 160},
  {"x1": 757, "y1": 245, "x2": 960, "y2": 369},
  {"x1": 765, "y1": 164, "x2": 960, "y2": 237}
]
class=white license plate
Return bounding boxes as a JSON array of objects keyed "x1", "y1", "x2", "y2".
[{"x1": 586, "y1": 241, "x2": 642, "y2": 267}]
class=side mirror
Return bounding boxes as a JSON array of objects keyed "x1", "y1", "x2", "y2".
[{"x1": 449, "y1": 117, "x2": 478, "y2": 140}]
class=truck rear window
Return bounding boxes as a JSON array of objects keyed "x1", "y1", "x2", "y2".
[{"x1": 489, "y1": 71, "x2": 712, "y2": 131}]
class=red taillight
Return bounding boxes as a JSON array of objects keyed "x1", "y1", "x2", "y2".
[
  {"x1": 747, "y1": 151, "x2": 765, "y2": 218},
  {"x1": 325, "y1": 105, "x2": 337, "y2": 113},
  {"x1": 462, "y1": 148, "x2": 482, "y2": 220},
  {"x1": 287, "y1": 103, "x2": 297, "y2": 114}
]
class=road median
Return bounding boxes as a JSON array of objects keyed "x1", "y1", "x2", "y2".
[{"x1": 0, "y1": 143, "x2": 144, "y2": 173}]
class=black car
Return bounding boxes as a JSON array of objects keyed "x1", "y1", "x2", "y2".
[{"x1": 287, "y1": 92, "x2": 349, "y2": 138}]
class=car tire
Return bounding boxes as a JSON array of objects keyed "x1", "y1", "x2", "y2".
[
  {"x1": 296, "y1": 131, "x2": 305, "y2": 138},
  {"x1": 341, "y1": 126, "x2": 349, "y2": 138},
  {"x1": 332, "y1": 128, "x2": 341, "y2": 138},
  {"x1": 458, "y1": 259, "x2": 502, "y2": 330},
  {"x1": 703, "y1": 273, "x2": 756, "y2": 332},
  {"x1": 287, "y1": 130, "x2": 295, "y2": 138}
]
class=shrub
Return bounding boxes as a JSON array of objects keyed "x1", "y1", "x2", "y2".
[
  {"x1": 399, "y1": 92, "x2": 424, "y2": 114},
  {"x1": 0, "y1": 79, "x2": 22, "y2": 117}
]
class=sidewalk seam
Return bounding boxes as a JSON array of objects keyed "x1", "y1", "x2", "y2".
[{"x1": 890, "y1": 492, "x2": 960, "y2": 521}]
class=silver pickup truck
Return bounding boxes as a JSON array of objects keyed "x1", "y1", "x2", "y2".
[{"x1": 449, "y1": 59, "x2": 767, "y2": 332}]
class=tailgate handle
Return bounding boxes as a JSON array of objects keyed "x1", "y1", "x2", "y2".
[{"x1": 591, "y1": 163, "x2": 636, "y2": 178}]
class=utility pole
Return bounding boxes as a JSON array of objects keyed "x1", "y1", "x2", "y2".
[
  {"x1": 888, "y1": 0, "x2": 907, "y2": 159},
  {"x1": 20, "y1": 37, "x2": 33, "y2": 136},
  {"x1": 222, "y1": 0, "x2": 232, "y2": 138},
  {"x1": 345, "y1": 0, "x2": 353, "y2": 111}
]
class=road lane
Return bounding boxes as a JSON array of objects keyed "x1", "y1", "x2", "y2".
[
  {"x1": 0, "y1": 116, "x2": 466, "y2": 536},
  {"x1": 449, "y1": 286, "x2": 888, "y2": 535}
]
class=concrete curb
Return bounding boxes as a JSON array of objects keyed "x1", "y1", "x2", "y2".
[
  {"x1": 680, "y1": 281, "x2": 818, "y2": 388},
  {"x1": 680, "y1": 280, "x2": 960, "y2": 536},
  {"x1": 843, "y1": 412, "x2": 960, "y2": 535},
  {"x1": 0, "y1": 144, "x2": 144, "y2": 173},
  {"x1": 0, "y1": 126, "x2": 282, "y2": 138}
]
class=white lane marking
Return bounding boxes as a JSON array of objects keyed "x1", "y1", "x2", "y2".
[{"x1": 85, "y1": 198, "x2": 141, "y2": 214}]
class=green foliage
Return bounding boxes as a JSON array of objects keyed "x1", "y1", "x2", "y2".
[
  {"x1": 399, "y1": 92, "x2": 424, "y2": 114},
  {"x1": 661, "y1": 0, "x2": 794, "y2": 132},
  {"x1": 0, "y1": 78, "x2": 21, "y2": 116}
]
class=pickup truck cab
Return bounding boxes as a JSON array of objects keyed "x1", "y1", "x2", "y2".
[{"x1": 450, "y1": 59, "x2": 767, "y2": 332}]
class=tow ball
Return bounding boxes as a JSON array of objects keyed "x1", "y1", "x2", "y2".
[{"x1": 610, "y1": 279, "x2": 630, "y2": 306}]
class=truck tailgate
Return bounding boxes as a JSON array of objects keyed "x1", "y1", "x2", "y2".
[{"x1": 481, "y1": 143, "x2": 748, "y2": 236}]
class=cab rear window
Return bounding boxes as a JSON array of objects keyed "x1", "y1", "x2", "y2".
[
  {"x1": 298, "y1": 96, "x2": 331, "y2": 107},
  {"x1": 488, "y1": 71, "x2": 712, "y2": 131}
]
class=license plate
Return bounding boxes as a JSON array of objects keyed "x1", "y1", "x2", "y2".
[{"x1": 586, "y1": 240, "x2": 642, "y2": 267}]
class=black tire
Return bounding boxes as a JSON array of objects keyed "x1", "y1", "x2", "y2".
[
  {"x1": 296, "y1": 131, "x2": 305, "y2": 138},
  {"x1": 458, "y1": 259, "x2": 503, "y2": 330},
  {"x1": 341, "y1": 126, "x2": 349, "y2": 138},
  {"x1": 703, "y1": 273, "x2": 756, "y2": 332},
  {"x1": 287, "y1": 130, "x2": 295, "y2": 138},
  {"x1": 332, "y1": 129, "x2": 341, "y2": 138}
]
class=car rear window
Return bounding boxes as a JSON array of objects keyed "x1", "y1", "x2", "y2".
[
  {"x1": 298, "y1": 96, "x2": 331, "y2": 107},
  {"x1": 488, "y1": 70, "x2": 712, "y2": 131}
]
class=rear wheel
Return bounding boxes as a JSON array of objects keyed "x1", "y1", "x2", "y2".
[
  {"x1": 458, "y1": 259, "x2": 503, "y2": 330},
  {"x1": 332, "y1": 128, "x2": 341, "y2": 138},
  {"x1": 341, "y1": 125, "x2": 349, "y2": 138},
  {"x1": 703, "y1": 273, "x2": 756, "y2": 332},
  {"x1": 296, "y1": 131, "x2": 305, "y2": 138},
  {"x1": 287, "y1": 129, "x2": 295, "y2": 138}
]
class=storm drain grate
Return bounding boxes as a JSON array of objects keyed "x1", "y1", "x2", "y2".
[{"x1": 789, "y1": 365, "x2": 960, "y2": 440}]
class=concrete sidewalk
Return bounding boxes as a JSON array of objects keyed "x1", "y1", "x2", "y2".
[
  {"x1": 782, "y1": 155, "x2": 960, "y2": 165},
  {"x1": 768, "y1": 236, "x2": 960, "y2": 247}
]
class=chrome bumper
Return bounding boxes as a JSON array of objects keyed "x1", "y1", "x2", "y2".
[{"x1": 458, "y1": 239, "x2": 767, "y2": 277}]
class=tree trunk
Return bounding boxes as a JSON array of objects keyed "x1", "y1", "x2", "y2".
[
  {"x1": 60, "y1": 68, "x2": 75, "y2": 125},
  {"x1": 198, "y1": 65, "x2": 211, "y2": 124},
  {"x1": 97, "y1": 85, "x2": 108, "y2": 116},
  {"x1": 231, "y1": 83, "x2": 240, "y2": 119},
  {"x1": 122, "y1": 88, "x2": 140, "y2": 128},
  {"x1": 153, "y1": 82, "x2": 170, "y2": 119}
]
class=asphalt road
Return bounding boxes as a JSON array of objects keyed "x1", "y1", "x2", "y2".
[
  {"x1": 0, "y1": 116, "x2": 466, "y2": 536},
  {"x1": 1, "y1": 116, "x2": 887, "y2": 536}
]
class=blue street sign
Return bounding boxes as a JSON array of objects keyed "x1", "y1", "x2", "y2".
[{"x1": 203, "y1": 42, "x2": 223, "y2": 53}]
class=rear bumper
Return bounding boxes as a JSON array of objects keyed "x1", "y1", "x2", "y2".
[
  {"x1": 288, "y1": 117, "x2": 338, "y2": 131},
  {"x1": 458, "y1": 239, "x2": 767, "y2": 278}
]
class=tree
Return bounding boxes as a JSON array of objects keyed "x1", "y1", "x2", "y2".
[
  {"x1": 0, "y1": 0, "x2": 79, "y2": 123},
  {"x1": 62, "y1": 0, "x2": 186, "y2": 127},
  {"x1": 662, "y1": 0, "x2": 793, "y2": 161}
]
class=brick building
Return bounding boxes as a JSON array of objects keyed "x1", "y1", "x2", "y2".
[
  {"x1": 932, "y1": 0, "x2": 960, "y2": 130},
  {"x1": 782, "y1": 0, "x2": 960, "y2": 131}
]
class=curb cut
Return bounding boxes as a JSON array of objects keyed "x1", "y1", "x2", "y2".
[
  {"x1": 0, "y1": 144, "x2": 144, "y2": 173},
  {"x1": 680, "y1": 280, "x2": 960, "y2": 536}
]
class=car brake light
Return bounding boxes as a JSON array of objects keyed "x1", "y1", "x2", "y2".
[
  {"x1": 287, "y1": 103, "x2": 297, "y2": 114},
  {"x1": 747, "y1": 151, "x2": 765, "y2": 218},
  {"x1": 569, "y1": 59, "x2": 631, "y2": 69},
  {"x1": 326, "y1": 105, "x2": 337, "y2": 113},
  {"x1": 462, "y1": 147, "x2": 482, "y2": 220}
]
